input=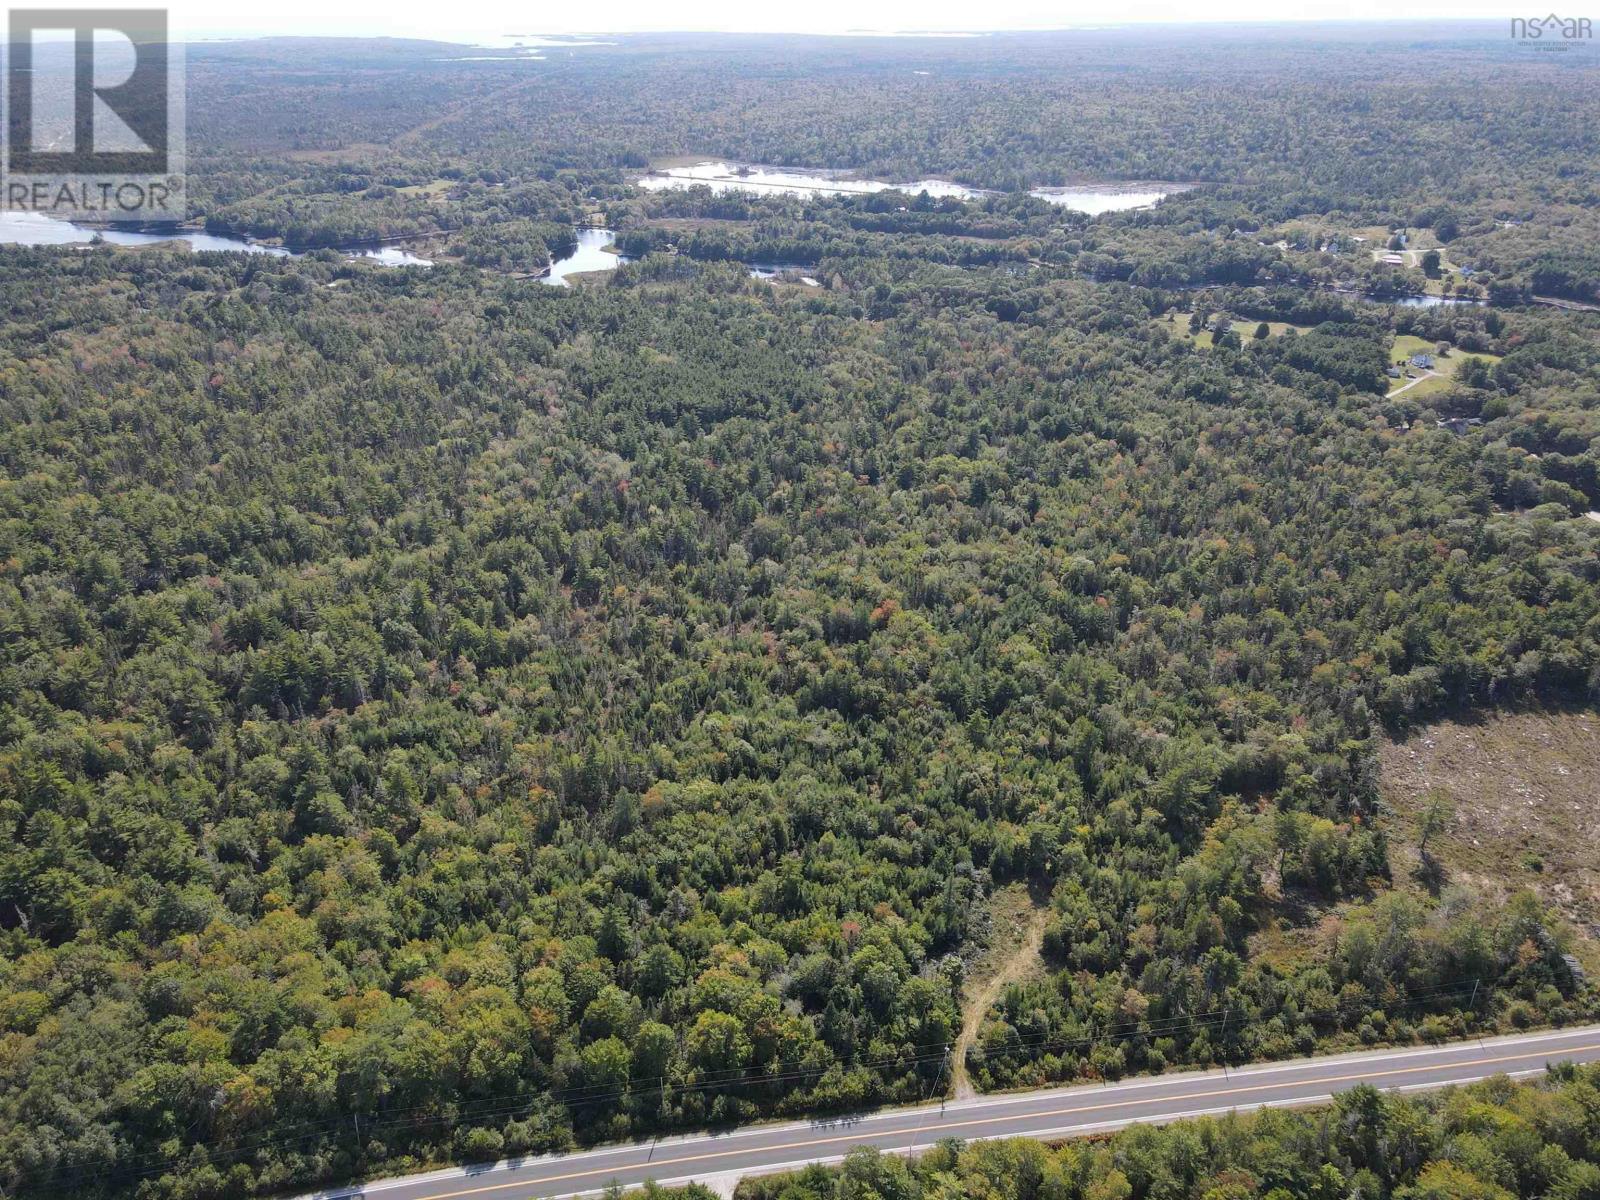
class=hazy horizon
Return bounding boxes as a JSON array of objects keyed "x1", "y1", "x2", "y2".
[
  {"x1": 156, "y1": 5, "x2": 1593, "y2": 44},
  {"x1": 12, "y1": 11, "x2": 1591, "y2": 47}
]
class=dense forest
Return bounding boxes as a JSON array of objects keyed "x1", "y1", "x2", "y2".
[
  {"x1": 179, "y1": 27, "x2": 1600, "y2": 301},
  {"x1": 0, "y1": 21, "x2": 1597, "y2": 1200},
  {"x1": 738, "y1": 1065, "x2": 1600, "y2": 1200}
]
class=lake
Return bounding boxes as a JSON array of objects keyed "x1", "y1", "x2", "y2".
[
  {"x1": 349, "y1": 245, "x2": 435, "y2": 267},
  {"x1": 0, "y1": 212, "x2": 434, "y2": 266},
  {"x1": 541, "y1": 237, "x2": 830, "y2": 287},
  {"x1": 748, "y1": 263, "x2": 822, "y2": 285},
  {"x1": 636, "y1": 165, "x2": 1196, "y2": 213},
  {"x1": 637, "y1": 162, "x2": 985, "y2": 200},
  {"x1": 542, "y1": 228, "x2": 627, "y2": 285},
  {"x1": 1029, "y1": 184, "x2": 1190, "y2": 214}
]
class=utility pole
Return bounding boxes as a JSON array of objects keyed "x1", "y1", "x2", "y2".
[
  {"x1": 905, "y1": 1044, "x2": 950, "y2": 1162},
  {"x1": 1220, "y1": 1007, "x2": 1230, "y2": 1076}
]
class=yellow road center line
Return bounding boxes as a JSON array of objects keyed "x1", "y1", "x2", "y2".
[{"x1": 403, "y1": 1040, "x2": 1600, "y2": 1200}]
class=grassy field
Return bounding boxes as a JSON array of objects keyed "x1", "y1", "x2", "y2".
[
  {"x1": 1380, "y1": 708, "x2": 1600, "y2": 969},
  {"x1": 397, "y1": 178, "x2": 456, "y2": 199},
  {"x1": 1386, "y1": 335, "x2": 1502, "y2": 399},
  {"x1": 648, "y1": 153, "x2": 716, "y2": 169},
  {"x1": 1159, "y1": 313, "x2": 1309, "y2": 347},
  {"x1": 1390, "y1": 374, "x2": 1454, "y2": 401},
  {"x1": 1392, "y1": 334, "x2": 1439, "y2": 362},
  {"x1": 642, "y1": 217, "x2": 752, "y2": 233}
]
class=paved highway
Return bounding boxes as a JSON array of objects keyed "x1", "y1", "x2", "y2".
[{"x1": 299, "y1": 1025, "x2": 1600, "y2": 1200}]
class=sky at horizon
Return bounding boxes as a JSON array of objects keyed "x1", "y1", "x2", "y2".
[{"x1": 57, "y1": 2, "x2": 1590, "y2": 44}]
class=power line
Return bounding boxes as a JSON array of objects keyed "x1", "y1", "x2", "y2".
[{"x1": 18, "y1": 976, "x2": 1493, "y2": 1194}]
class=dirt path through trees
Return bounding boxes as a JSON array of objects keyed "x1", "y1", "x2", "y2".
[{"x1": 949, "y1": 897, "x2": 1052, "y2": 1099}]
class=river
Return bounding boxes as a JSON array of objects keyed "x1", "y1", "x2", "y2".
[
  {"x1": 0, "y1": 212, "x2": 434, "y2": 265},
  {"x1": 1391, "y1": 294, "x2": 1486, "y2": 307}
]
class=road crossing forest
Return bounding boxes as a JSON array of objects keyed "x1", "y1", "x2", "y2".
[
  {"x1": 294, "y1": 1029, "x2": 1600, "y2": 1200},
  {"x1": 1, "y1": 22, "x2": 1599, "y2": 1200}
]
